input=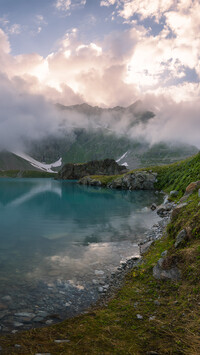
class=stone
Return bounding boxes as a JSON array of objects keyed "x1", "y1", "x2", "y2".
[
  {"x1": 171, "y1": 203, "x2": 188, "y2": 219},
  {"x1": 185, "y1": 181, "x2": 200, "y2": 195},
  {"x1": 170, "y1": 190, "x2": 179, "y2": 197},
  {"x1": 98, "y1": 287, "x2": 104, "y2": 293},
  {"x1": 174, "y1": 229, "x2": 187, "y2": 248},
  {"x1": 1, "y1": 296, "x2": 12, "y2": 302},
  {"x1": 161, "y1": 250, "x2": 167, "y2": 257},
  {"x1": 108, "y1": 171, "x2": 157, "y2": 190},
  {"x1": 13, "y1": 322, "x2": 23, "y2": 327},
  {"x1": 150, "y1": 203, "x2": 157, "y2": 211},
  {"x1": 136, "y1": 314, "x2": 143, "y2": 320},
  {"x1": 157, "y1": 205, "x2": 168, "y2": 217},
  {"x1": 54, "y1": 339, "x2": 70, "y2": 343},
  {"x1": 14, "y1": 312, "x2": 35, "y2": 319},
  {"x1": 59, "y1": 159, "x2": 127, "y2": 180},
  {"x1": 46, "y1": 319, "x2": 54, "y2": 325},
  {"x1": 95, "y1": 270, "x2": 104, "y2": 275},
  {"x1": 153, "y1": 258, "x2": 181, "y2": 281},
  {"x1": 14, "y1": 345, "x2": 21, "y2": 348}
]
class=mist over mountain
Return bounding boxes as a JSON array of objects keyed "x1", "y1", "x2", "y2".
[{"x1": 0, "y1": 100, "x2": 198, "y2": 171}]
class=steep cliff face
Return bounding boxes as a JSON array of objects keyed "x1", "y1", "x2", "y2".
[{"x1": 58, "y1": 159, "x2": 127, "y2": 180}]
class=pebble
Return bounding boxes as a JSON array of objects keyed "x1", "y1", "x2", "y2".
[
  {"x1": 54, "y1": 339, "x2": 70, "y2": 343},
  {"x1": 95, "y1": 270, "x2": 104, "y2": 275},
  {"x1": 98, "y1": 287, "x2": 104, "y2": 293},
  {"x1": 136, "y1": 314, "x2": 143, "y2": 320},
  {"x1": 14, "y1": 312, "x2": 35, "y2": 318},
  {"x1": 1, "y1": 296, "x2": 12, "y2": 302},
  {"x1": 14, "y1": 344, "x2": 21, "y2": 348},
  {"x1": 46, "y1": 320, "x2": 54, "y2": 325}
]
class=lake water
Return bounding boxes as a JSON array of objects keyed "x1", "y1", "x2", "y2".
[{"x1": 0, "y1": 178, "x2": 162, "y2": 332}]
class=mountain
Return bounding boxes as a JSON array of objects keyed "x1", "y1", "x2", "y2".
[{"x1": 0, "y1": 102, "x2": 198, "y2": 171}]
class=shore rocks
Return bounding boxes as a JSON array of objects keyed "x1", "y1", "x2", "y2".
[
  {"x1": 78, "y1": 176, "x2": 102, "y2": 186},
  {"x1": 58, "y1": 159, "x2": 127, "y2": 180},
  {"x1": 108, "y1": 171, "x2": 157, "y2": 190}
]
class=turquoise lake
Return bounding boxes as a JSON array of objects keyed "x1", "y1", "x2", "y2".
[{"x1": 0, "y1": 178, "x2": 162, "y2": 331}]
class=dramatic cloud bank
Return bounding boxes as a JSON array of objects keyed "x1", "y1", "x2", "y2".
[{"x1": 0, "y1": 0, "x2": 199, "y2": 150}]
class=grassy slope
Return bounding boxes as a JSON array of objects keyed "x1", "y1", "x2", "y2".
[
  {"x1": 1, "y1": 153, "x2": 200, "y2": 354},
  {"x1": 0, "y1": 170, "x2": 56, "y2": 178}
]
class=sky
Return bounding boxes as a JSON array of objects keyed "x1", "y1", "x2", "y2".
[{"x1": 0, "y1": 0, "x2": 200, "y2": 148}]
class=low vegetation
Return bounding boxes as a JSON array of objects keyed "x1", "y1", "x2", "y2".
[
  {"x1": 0, "y1": 170, "x2": 56, "y2": 178},
  {"x1": 0, "y1": 153, "x2": 200, "y2": 354}
]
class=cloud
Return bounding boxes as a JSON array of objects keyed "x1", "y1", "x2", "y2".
[
  {"x1": 100, "y1": 0, "x2": 116, "y2": 7},
  {"x1": 55, "y1": 0, "x2": 86, "y2": 12},
  {"x1": 0, "y1": 72, "x2": 63, "y2": 151}
]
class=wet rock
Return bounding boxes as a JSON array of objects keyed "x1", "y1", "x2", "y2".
[
  {"x1": 150, "y1": 203, "x2": 157, "y2": 211},
  {"x1": 170, "y1": 190, "x2": 179, "y2": 197},
  {"x1": 174, "y1": 229, "x2": 187, "y2": 248},
  {"x1": 153, "y1": 258, "x2": 181, "y2": 281}
]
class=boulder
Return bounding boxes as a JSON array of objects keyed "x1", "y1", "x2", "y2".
[
  {"x1": 108, "y1": 171, "x2": 157, "y2": 190},
  {"x1": 150, "y1": 203, "x2": 157, "y2": 211},
  {"x1": 185, "y1": 181, "x2": 200, "y2": 195},
  {"x1": 174, "y1": 229, "x2": 187, "y2": 248},
  {"x1": 171, "y1": 203, "x2": 187, "y2": 219},
  {"x1": 58, "y1": 159, "x2": 127, "y2": 180},
  {"x1": 157, "y1": 203, "x2": 173, "y2": 217},
  {"x1": 170, "y1": 190, "x2": 179, "y2": 197},
  {"x1": 153, "y1": 257, "x2": 181, "y2": 281},
  {"x1": 79, "y1": 176, "x2": 102, "y2": 186}
]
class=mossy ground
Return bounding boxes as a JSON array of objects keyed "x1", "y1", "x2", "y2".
[{"x1": 0, "y1": 154, "x2": 200, "y2": 354}]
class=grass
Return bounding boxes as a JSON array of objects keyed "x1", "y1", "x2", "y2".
[
  {"x1": 0, "y1": 170, "x2": 56, "y2": 178},
  {"x1": 1, "y1": 153, "x2": 200, "y2": 354},
  {"x1": 89, "y1": 152, "x2": 200, "y2": 196}
]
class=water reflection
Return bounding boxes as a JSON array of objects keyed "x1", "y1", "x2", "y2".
[{"x1": 0, "y1": 178, "x2": 162, "y2": 331}]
